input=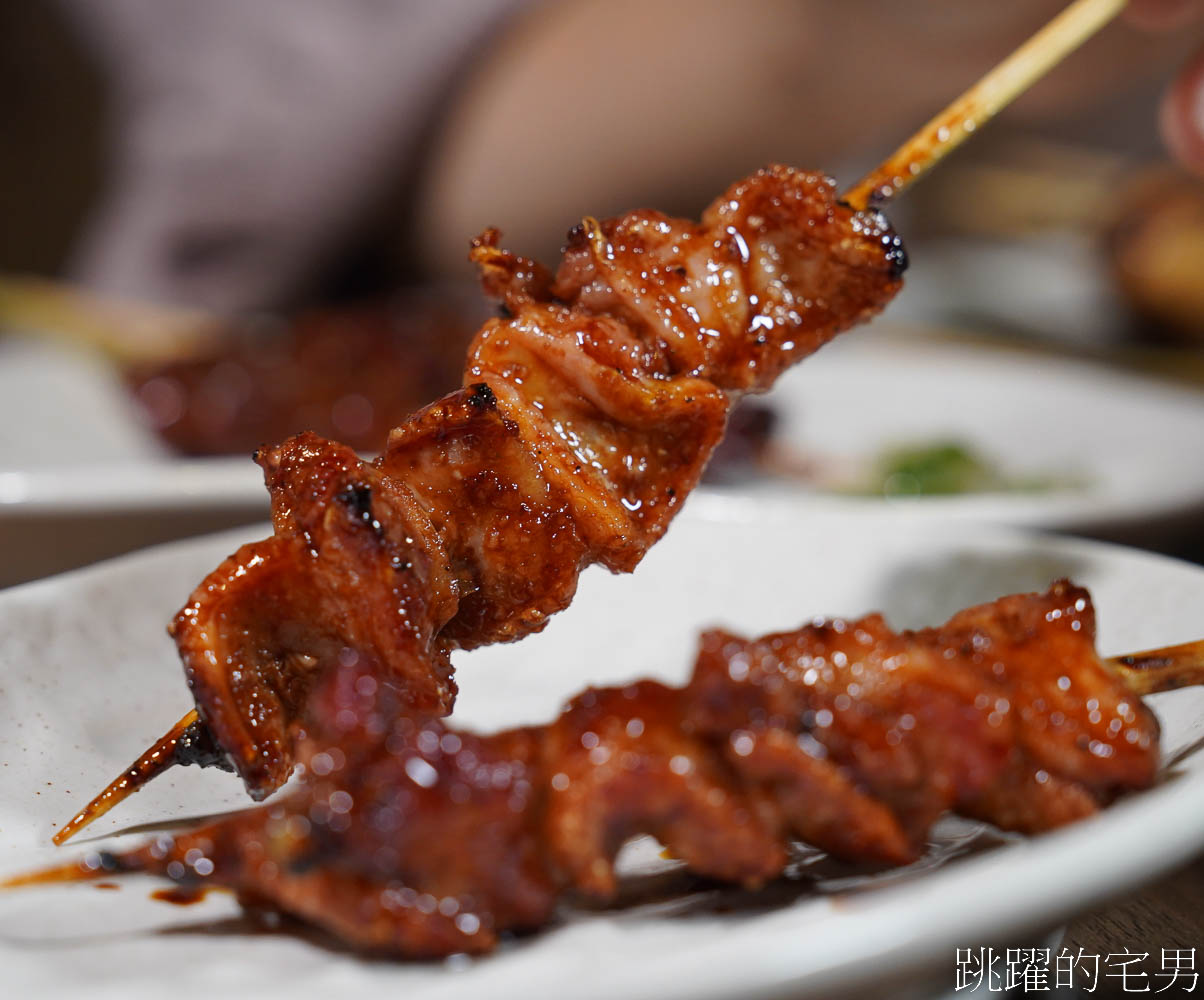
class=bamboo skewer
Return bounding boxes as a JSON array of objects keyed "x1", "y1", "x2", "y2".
[
  {"x1": 51, "y1": 709, "x2": 231, "y2": 846},
  {"x1": 842, "y1": 0, "x2": 1128, "y2": 210}
]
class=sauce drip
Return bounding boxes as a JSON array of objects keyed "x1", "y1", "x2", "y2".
[{"x1": 151, "y1": 885, "x2": 212, "y2": 907}]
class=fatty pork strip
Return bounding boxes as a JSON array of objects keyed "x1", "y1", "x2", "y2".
[
  {"x1": 33, "y1": 582, "x2": 1158, "y2": 957},
  {"x1": 170, "y1": 166, "x2": 905, "y2": 799}
]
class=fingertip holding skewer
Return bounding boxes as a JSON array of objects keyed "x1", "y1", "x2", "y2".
[
  {"x1": 51, "y1": 708, "x2": 229, "y2": 846},
  {"x1": 842, "y1": 0, "x2": 1129, "y2": 210}
]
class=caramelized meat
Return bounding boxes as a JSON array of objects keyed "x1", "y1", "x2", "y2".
[
  {"x1": 687, "y1": 580, "x2": 1159, "y2": 853},
  {"x1": 170, "y1": 166, "x2": 905, "y2": 799},
  {"x1": 47, "y1": 582, "x2": 1159, "y2": 956}
]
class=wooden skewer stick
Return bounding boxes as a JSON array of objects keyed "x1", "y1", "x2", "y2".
[
  {"x1": 1105, "y1": 639, "x2": 1204, "y2": 696},
  {"x1": 842, "y1": 0, "x2": 1128, "y2": 211},
  {"x1": 0, "y1": 852, "x2": 140, "y2": 891},
  {"x1": 51, "y1": 709, "x2": 232, "y2": 846}
]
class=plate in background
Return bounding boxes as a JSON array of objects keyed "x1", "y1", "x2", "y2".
[
  {"x1": 747, "y1": 330, "x2": 1204, "y2": 535},
  {"x1": 0, "y1": 335, "x2": 265, "y2": 586},
  {"x1": 0, "y1": 334, "x2": 263, "y2": 513}
]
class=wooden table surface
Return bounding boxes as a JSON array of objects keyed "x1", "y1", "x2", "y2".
[{"x1": 1064, "y1": 852, "x2": 1204, "y2": 980}]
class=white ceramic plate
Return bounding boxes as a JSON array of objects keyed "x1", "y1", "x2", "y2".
[
  {"x1": 0, "y1": 335, "x2": 266, "y2": 588},
  {"x1": 746, "y1": 331, "x2": 1204, "y2": 534},
  {"x1": 1, "y1": 498, "x2": 1203, "y2": 999}
]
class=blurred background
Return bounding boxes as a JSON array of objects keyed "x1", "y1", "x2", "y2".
[
  {"x1": 4, "y1": 0, "x2": 1201, "y2": 303},
  {"x1": 2, "y1": 0, "x2": 1204, "y2": 581}
]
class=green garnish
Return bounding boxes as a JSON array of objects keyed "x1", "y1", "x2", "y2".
[{"x1": 853, "y1": 441, "x2": 1079, "y2": 497}]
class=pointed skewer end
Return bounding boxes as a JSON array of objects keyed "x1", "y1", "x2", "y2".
[{"x1": 51, "y1": 708, "x2": 218, "y2": 846}]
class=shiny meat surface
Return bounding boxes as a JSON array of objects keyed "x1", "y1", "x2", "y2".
[
  {"x1": 76, "y1": 582, "x2": 1159, "y2": 956},
  {"x1": 170, "y1": 166, "x2": 905, "y2": 798},
  {"x1": 688, "y1": 580, "x2": 1159, "y2": 852}
]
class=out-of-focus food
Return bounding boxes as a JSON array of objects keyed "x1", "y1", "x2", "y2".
[
  {"x1": 8, "y1": 581, "x2": 1172, "y2": 957},
  {"x1": 122, "y1": 297, "x2": 785, "y2": 480},
  {"x1": 0, "y1": 275, "x2": 219, "y2": 364},
  {"x1": 853, "y1": 439, "x2": 1079, "y2": 497},
  {"x1": 124, "y1": 294, "x2": 481, "y2": 455},
  {"x1": 1108, "y1": 167, "x2": 1204, "y2": 344},
  {"x1": 700, "y1": 401, "x2": 780, "y2": 484}
]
